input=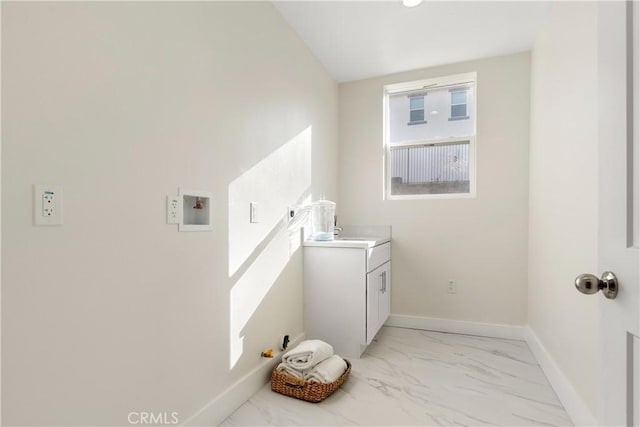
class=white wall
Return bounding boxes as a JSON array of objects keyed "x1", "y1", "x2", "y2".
[
  {"x1": 528, "y1": 1, "x2": 599, "y2": 416},
  {"x1": 338, "y1": 52, "x2": 530, "y2": 326},
  {"x1": 1, "y1": 2, "x2": 338, "y2": 425}
]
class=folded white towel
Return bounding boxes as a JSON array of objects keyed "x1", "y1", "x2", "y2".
[
  {"x1": 304, "y1": 355, "x2": 347, "y2": 384},
  {"x1": 275, "y1": 363, "x2": 307, "y2": 379},
  {"x1": 282, "y1": 339, "x2": 334, "y2": 370}
]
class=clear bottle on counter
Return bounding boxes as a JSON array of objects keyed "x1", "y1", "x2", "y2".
[{"x1": 310, "y1": 197, "x2": 336, "y2": 241}]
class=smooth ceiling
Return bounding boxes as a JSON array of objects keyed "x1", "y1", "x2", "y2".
[{"x1": 274, "y1": 1, "x2": 551, "y2": 82}]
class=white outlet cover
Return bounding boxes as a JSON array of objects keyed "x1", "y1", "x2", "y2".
[
  {"x1": 167, "y1": 196, "x2": 181, "y2": 224},
  {"x1": 34, "y1": 184, "x2": 63, "y2": 226},
  {"x1": 447, "y1": 280, "x2": 457, "y2": 294}
]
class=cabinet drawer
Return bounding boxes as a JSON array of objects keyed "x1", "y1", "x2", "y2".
[{"x1": 367, "y1": 242, "x2": 390, "y2": 272}]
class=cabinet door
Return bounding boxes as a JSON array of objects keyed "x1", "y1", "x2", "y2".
[
  {"x1": 366, "y1": 265, "x2": 383, "y2": 344},
  {"x1": 379, "y1": 262, "x2": 391, "y2": 327},
  {"x1": 366, "y1": 262, "x2": 391, "y2": 344}
]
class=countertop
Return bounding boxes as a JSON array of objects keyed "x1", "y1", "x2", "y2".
[
  {"x1": 302, "y1": 235, "x2": 390, "y2": 249},
  {"x1": 302, "y1": 225, "x2": 391, "y2": 249}
]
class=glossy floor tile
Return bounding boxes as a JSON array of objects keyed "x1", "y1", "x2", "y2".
[{"x1": 222, "y1": 326, "x2": 572, "y2": 426}]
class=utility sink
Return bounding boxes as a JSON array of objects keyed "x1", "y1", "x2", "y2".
[
  {"x1": 303, "y1": 236, "x2": 390, "y2": 248},
  {"x1": 302, "y1": 225, "x2": 391, "y2": 249}
]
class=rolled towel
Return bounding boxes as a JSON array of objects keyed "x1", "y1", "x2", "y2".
[
  {"x1": 275, "y1": 362, "x2": 306, "y2": 379},
  {"x1": 282, "y1": 339, "x2": 334, "y2": 370},
  {"x1": 304, "y1": 355, "x2": 347, "y2": 384}
]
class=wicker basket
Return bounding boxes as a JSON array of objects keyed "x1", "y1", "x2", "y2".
[{"x1": 270, "y1": 359, "x2": 351, "y2": 403}]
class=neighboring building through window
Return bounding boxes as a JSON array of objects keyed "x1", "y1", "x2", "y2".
[
  {"x1": 408, "y1": 95, "x2": 426, "y2": 124},
  {"x1": 384, "y1": 72, "x2": 476, "y2": 199},
  {"x1": 449, "y1": 89, "x2": 469, "y2": 120}
]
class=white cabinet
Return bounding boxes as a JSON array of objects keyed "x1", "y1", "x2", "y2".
[{"x1": 303, "y1": 240, "x2": 391, "y2": 358}]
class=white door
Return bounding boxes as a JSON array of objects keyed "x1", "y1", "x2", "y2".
[{"x1": 593, "y1": 1, "x2": 640, "y2": 425}]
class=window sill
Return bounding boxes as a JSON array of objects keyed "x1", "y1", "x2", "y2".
[
  {"x1": 407, "y1": 120, "x2": 427, "y2": 126},
  {"x1": 385, "y1": 192, "x2": 476, "y2": 201},
  {"x1": 448, "y1": 116, "x2": 469, "y2": 121}
]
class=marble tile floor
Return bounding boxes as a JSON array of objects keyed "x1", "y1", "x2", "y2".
[{"x1": 222, "y1": 326, "x2": 572, "y2": 426}]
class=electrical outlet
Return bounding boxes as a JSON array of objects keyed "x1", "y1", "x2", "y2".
[
  {"x1": 42, "y1": 192, "x2": 55, "y2": 217},
  {"x1": 34, "y1": 185, "x2": 63, "y2": 226},
  {"x1": 447, "y1": 280, "x2": 457, "y2": 294},
  {"x1": 167, "y1": 196, "x2": 181, "y2": 224},
  {"x1": 250, "y1": 202, "x2": 259, "y2": 223}
]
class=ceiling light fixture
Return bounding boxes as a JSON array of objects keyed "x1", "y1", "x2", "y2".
[{"x1": 402, "y1": 0, "x2": 422, "y2": 7}]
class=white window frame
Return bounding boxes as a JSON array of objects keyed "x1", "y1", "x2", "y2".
[{"x1": 383, "y1": 72, "x2": 477, "y2": 200}]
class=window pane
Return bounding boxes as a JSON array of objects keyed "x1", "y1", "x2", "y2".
[
  {"x1": 389, "y1": 141, "x2": 470, "y2": 195},
  {"x1": 410, "y1": 109, "x2": 424, "y2": 122},
  {"x1": 409, "y1": 96, "x2": 424, "y2": 110},
  {"x1": 451, "y1": 104, "x2": 467, "y2": 118},
  {"x1": 451, "y1": 91, "x2": 467, "y2": 105}
]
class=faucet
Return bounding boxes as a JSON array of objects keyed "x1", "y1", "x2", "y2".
[{"x1": 334, "y1": 216, "x2": 343, "y2": 236}]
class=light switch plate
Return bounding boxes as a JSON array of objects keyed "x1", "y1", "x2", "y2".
[
  {"x1": 34, "y1": 184, "x2": 63, "y2": 226},
  {"x1": 250, "y1": 202, "x2": 259, "y2": 223}
]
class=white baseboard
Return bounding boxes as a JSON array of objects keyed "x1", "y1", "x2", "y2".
[
  {"x1": 525, "y1": 327, "x2": 597, "y2": 426},
  {"x1": 182, "y1": 333, "x2": 305, "y2": 427},
  {"x1": 385, "y1": 314, "x2": 526, "y2": 340}
]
